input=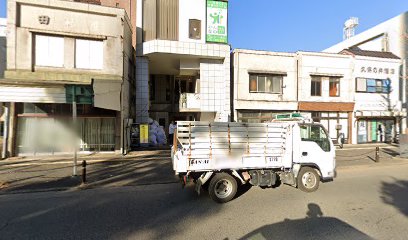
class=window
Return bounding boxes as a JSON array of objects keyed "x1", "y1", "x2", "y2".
[
  {"x1": 311, "y1": 76, "x2": 322, "y2": 96},
  {"x1": 143, "y1": 0, "x2": 179, "y2": 41},
  {"x1": 35, "y1": 35, "x2": 64, "y2": 67},
  {"x1": 329, "y1": 77, "x2": 340, "y2": 97},
  {"x1": 75, "y1": 39, "x2": 103, "y2": 70},
  {"x1": 356, "y1": 78, "x2": 391, "y2": 93},
  {"x1": 300, "y1": 124, "x2": 331, "y2": 152},
  {"x1": 237, "y1": 111, "x2": 295, "y2": 123},
  {"x1": 189, "y1": 19, "x2": 201, "y2": 39},
  {"x1": 249, "y1": 74, "x2": 282, "y2": 93}
]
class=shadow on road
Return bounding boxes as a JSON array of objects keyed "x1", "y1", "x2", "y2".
[
  {"x1": 381, "y1": 178, "x2": 408, "y2": 217},
  {"x1": 380, "y1": 148, "x2": 400, "y2": 157},
  {"x1": 238, "y1": 203, "x2": 373, "y2": 240},
  {"x1": 0, "y1": 183, "x2": 222, "y2": 240}
]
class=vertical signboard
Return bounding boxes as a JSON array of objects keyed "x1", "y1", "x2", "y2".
[
  {"x1": 140, "y1": 124, "x2": 149, "y2": 144},
  {"x1": 206, "y1": 0, "x2": 228, "y2": 43}
]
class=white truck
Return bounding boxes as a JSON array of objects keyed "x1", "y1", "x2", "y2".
[{"x1": 171, "y1": 118, "x2": 336, "y2": 203}]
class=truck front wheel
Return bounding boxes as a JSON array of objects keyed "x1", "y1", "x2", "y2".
[
  {"x1": 208, "y1": 173, "x2": 237, "y2": 203},
  {"x1": 297, "y1": 167, "x2": 320, "y2": 192}
]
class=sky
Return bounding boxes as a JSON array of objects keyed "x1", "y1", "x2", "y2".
[
  {"x1": 228, "y1": 0, "x2": 408, "y2": 52},
  {"x1": 0, "y1": 0, "x2": 406, "y2": 52}
]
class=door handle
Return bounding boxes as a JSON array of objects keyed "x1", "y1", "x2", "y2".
[{"x1": 302, "y1": 152, "x2": 308, "y2": 156}]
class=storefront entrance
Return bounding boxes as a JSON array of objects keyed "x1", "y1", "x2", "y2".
[{"x1": 357, "y1": 119, "x2": 394, "y2": 143}]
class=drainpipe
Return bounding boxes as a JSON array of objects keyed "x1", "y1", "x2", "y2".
[
  {"x1": 404, "y1": 58, "x2": 407, "y2": 133},
  {"x1": 296, "y1": 55, "x2": 300, "y2": 110},
  {"x1": 1, "y1": 104, "x2": 9, "y2": 159}
]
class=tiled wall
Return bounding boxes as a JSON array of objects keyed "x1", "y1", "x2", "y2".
[
  {"x1": 136, "y1": 39, "x2": 231, "y2": 122},
  {"x1": 137, "y1": 40, "x2": 229, "y2": 58},
  {"x1": 200, "y1": 56, "x2": 230, "y2": 122},
  {"x1": 135, "y1": 57, "x2": 149, "y2": 123}
]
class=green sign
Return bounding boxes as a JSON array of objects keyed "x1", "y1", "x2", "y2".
[
  {"x1": 65, "y1": 85, "x2": 94, "y2": 104},
  {"x1": 206, "y1": 0, "x2": 228, "y2": 43}
]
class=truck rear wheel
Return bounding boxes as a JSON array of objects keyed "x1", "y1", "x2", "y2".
[
  {"x1": 208, "y1": 173, "x2": 237, "y2": 203},
  {"x1": 297, "y1": 167, "x2": 320, "y2": 192}
]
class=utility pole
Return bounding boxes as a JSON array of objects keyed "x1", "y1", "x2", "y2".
[{"x1": 72, "y1": 87, "x2": 78, "y2": 176}]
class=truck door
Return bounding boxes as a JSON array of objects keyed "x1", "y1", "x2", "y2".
[{"x1": 297, "y1": 124, "x2": 335, "y2": 180}]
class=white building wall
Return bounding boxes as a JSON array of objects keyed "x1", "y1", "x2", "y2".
[
  {"x1": 324, "y1": 12, "x2": 408, "y2": 133},
  {"x1": 298, "y1": 52, "x2": 354, "y2": 102},
  {"x1": 324, "y1": 13, "x2": 407, "y2": 59},
  {"x1": 353, "y1": 57, "x2": 400, "y2": 111},
  {"x1": 232, "y1": 49, "x2": 298, "y2": 121},
  {"x1": 351, "y1": 56, "x2": 402, "y2": 144},
  {"x1": 179, "y1": 0, "x2": 206, "y2": 43}
]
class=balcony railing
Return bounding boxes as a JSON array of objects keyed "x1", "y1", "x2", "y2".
[{"x1": 179, "y1": 93, "x2": 200, "y2": 112}]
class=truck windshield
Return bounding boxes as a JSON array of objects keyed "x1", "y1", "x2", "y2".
[{"x1": 300, "y1": 124, "x2": 331, "y2": 152}]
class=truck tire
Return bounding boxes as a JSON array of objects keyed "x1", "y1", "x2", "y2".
[
  {"x1": 297, "y1": 167, "x2": 320, "y2": 193},
  {"x1": 208, "y1": 173, "x2": 238, "y2": 203}
]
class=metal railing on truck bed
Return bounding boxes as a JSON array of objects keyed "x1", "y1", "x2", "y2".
[{"x1": 173, "y1": 121, "x2": 294, "y2": 171}]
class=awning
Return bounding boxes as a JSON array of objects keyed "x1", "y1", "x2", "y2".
[
  {"x1": 248, "y1": 70, "x2": 287, "y2": 76},
  {"x1": 355, "y1": 110, "x2": 407, "y2": 117},
  {"x1": 309, "y1": 73, "x2": 344, "y2": 77},
  {"x1": 0, "y1": 85, "x2": 67, "y2": 103},
  {"x1": 93, "y1": 79, "x2": 121, "y2": 111},
  {"x1": 298, "y1": 102, "x2": 355, "y2": 112}
]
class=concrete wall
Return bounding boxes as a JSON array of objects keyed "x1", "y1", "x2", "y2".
[
  {"x1": 7, "y1": 0, "x2": 129, "y2": 78},
  {"x1": 233, "y1": 49, "x2": 298, "y2": 121},
  {"x1": 298, "y1": 52, "x2": 354, "y2": 102},
  {"x1": 100, "y1": 0, "x2": 137, "y2": 47},
  {"x1": 0, "y1": 18, "x2": 6, "y2": 79}
]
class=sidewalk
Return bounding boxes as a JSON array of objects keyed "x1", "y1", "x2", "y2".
[
  {"x1": 0, "y1": 148, "x2": 407, "y2": 195},
  {"x1": 0, "y1": 150, "x2": 178, "y2": 194}
]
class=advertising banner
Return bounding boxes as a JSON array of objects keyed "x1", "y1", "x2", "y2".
[{"x1": 206, "y1": 0, "x2": 228, "y2": 43}]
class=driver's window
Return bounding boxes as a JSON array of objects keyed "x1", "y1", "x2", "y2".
[{"x1": 300, "y1": 125, "x2": 331, "y2": 152}]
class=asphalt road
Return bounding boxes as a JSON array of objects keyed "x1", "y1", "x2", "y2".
[{"x1": 0, "y1": 161, "x2": 408, "y2": 240}]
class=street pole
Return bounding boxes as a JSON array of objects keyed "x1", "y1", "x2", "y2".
[
  {"x1": 1, "y1": 104, "x2": 9, "y2": 159},
  {"x1": 72, "y1": 87, "x2": 78, "y2": 176}
]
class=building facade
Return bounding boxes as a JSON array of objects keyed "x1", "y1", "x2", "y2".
[
  {"x1": 297, "y1": 51, "x2": 355, "y2": 143},
  {"x1": 342, "y1": 50, "x2": 403, "y2": 143},
  {"x1": 135, "y1": 0, "x2": 231, "y2": 132},
  {"x1": 0, "y1": 0, "x2": 134, "y2": 157},
  {"x1": 232, "y1": 49, "x2": 298, "y2": 123},
  {"x1": 232, "y1": 49, "x2": 403, "y2": 144},
  {"x1": 324, "y1": 11, "x2": 408, "y2": 132}
]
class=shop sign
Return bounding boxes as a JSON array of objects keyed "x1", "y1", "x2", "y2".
[
  {"x1": 360, "y1": 66, "x2": 395, "y2": 75},
  {"x1": 358, "y1": 121, "x2": 367, "y2": 135},
  {"x1": 140, "y1": 124, "x2": 149, "y2": 144},
  {"x1": 206, "y1": 0, "x2": 228, "y2": 43}
]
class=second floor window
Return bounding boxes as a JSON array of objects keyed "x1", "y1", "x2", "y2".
[
  {"x1": 75, "y1": 39, "x2": 103, "y2": 70},
  {"x1": 311, "y1": 76, "x2": 322, "y2": 96},
  {"x1": 143, "y1": 0, "x2": 179, "y2": 41},
  {"x1": 249, "y1": 74, "x2": 282, "y2": 93},
  {"x1": 356, "y1": 78, "x2": 391, "y2": 93},
  {"x1": 35, "y1": 35, "x2": 64, "y2": 67},
  {"x1": 329, "y1": 77, "x2": 340, "y2": 97}
]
